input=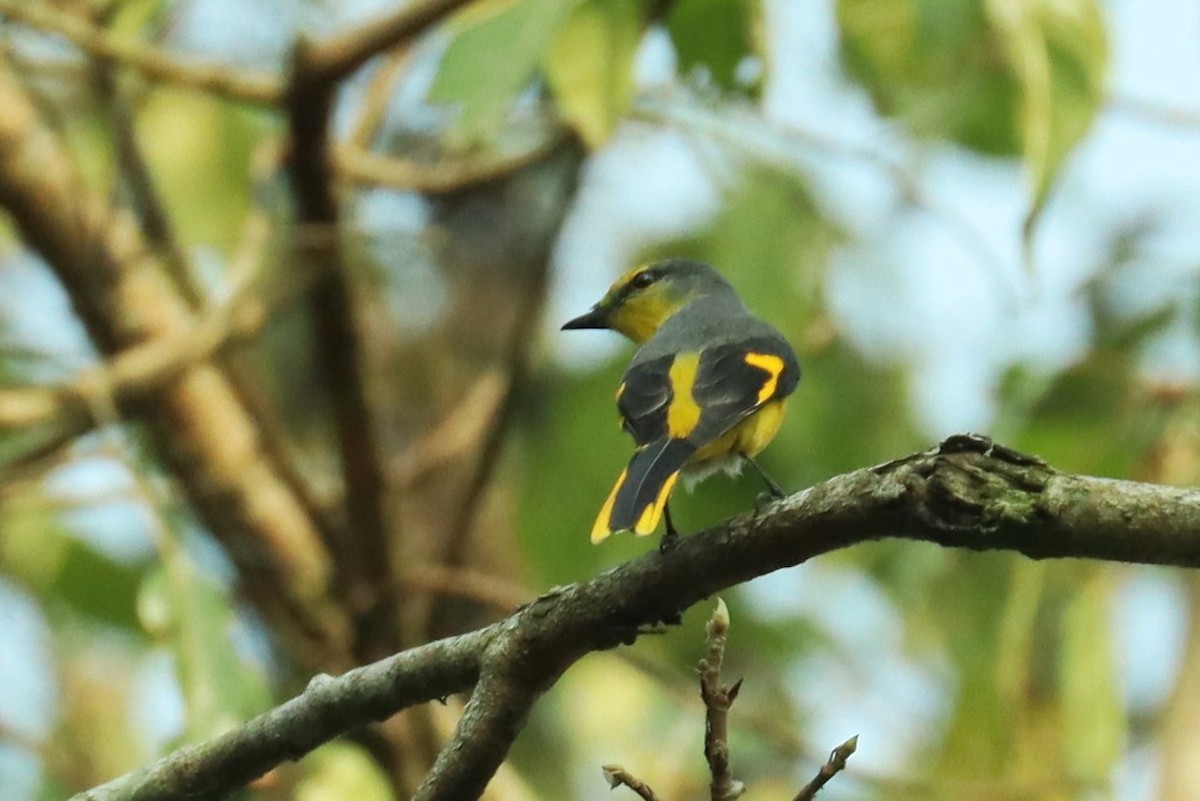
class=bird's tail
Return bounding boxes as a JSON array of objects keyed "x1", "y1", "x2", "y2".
[{"x1": 591, "y1": 438, "x2": 696, "y2": 543}]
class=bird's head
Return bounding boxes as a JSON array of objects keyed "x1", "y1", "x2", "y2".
[{"x1": 562, "y1": 259, "x2": 735, "y2": 344}]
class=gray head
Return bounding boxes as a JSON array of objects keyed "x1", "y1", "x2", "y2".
[{"x1": 561, "y1": 259, "x2": 740, "y2": 344}]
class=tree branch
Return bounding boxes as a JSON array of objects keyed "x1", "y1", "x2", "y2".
[
  {"x1": 284, "y1": 0, "x2": 483, "y2": 660},
  {"x1": 67, "y1": 434, "x2": 1200, "y2": 801},
  {"x1": 69, "y1": 630, "x2": 488, "y2": 801},
  {"x1": 792, "y1": 736, "x2": 858, "y2": 801},
  {"x1": 0, "y1": 0, "x2": 281, "y2": 103},
  {"x1": 601, "y1": 766, "x2": 662, "y2": 801},
  {"x1": 700, "y1": 599, "x2": 743, "y2": 801},
  {"x1": 299, "y1": 0, "x2": 476, "y2": 84},
  {"x1": 0, "y1": 278, "x2": 267, "y2": 436},
  {"x1": 0, "y1": 59, "x2": 350, "y2": 667}
]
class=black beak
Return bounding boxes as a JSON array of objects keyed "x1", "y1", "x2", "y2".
[{"x1": 561, "y1": 306, "x2": 609, "y2": 331}]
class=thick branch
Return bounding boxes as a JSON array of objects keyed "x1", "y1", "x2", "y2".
[
  {"x1": 69, "y1": 435, "x2": 1200, "y2": 801},
  {"x1": 284, "y1": 0, "x2": 483, "y2": 659},
  {"x1": 0, "y1": 274, "x2": 276, "y2": 452},
  {"x1": 0, "y1": 60, "x2": 349, "y2": 666},
  {"x1": 70, "y1": 631, "x2": 488, "y2": 801}
]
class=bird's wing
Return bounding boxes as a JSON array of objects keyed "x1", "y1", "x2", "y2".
[
  {"x1": 684, "y1": 334, "x2": 800, "y2": 445},
  {"x1": 594, "y1": 336, "x2": 798, "y2": 542},
  {"x1": 619, "y1": 335, "x2": 799, "y2": 450},
  {"x1": 616, "y1": 354, "x2": 674, "y2": 445}
]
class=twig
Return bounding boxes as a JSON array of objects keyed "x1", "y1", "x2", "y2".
[
  {"x1": 0, "y1": 0, "x2": 281, "y2": 103},
  {"x1": 66, "y1": 436, "x2": 1200, "y2": 801},
  {"x1": 1108, "y1": 94, "x2": 1200, "y2": 129},
  {"x1": 299, "y1": 0, "x2": 476, "y2": 84},
  {"x1": 700, "y1": 598, "x2": 744, "y2": 801},
  {"x1": 391, "y1": 369, "x2": 511, "y2": 488},
  {"x1": 85, "y1": 13, "x2": 202, "y2": 307},
  {"x1": 602, "y1": 765, "x2": 662, "y2": 801},
  {"x1": 400, "y1": 565, "x2": 533, "y2": 612},
  {"x1": 0, "y1": 0, "x2": 478, "y2": 105},
  {"x1": 791, "y1": 736, "x2": 858, "y2": 801},
  {"x1": 348, "y1": 48, "x2": 413, "y2": 149},
  {"x1": 632, "y1": 89, "x2": 1018, "y2": 309},
  {"x1": 0, "y1": 280, "x2": 268, "y2": 433},
  {"x1": 335, "y1": 130, "x2": 570, "y2": 194}
]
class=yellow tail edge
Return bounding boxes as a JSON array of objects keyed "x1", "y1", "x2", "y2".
[{"x1": 590, "y1": 468, "x2": 681, "y2": 544}]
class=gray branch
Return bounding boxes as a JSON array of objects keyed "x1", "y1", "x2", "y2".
[{"x1": 71, "y1": 435, "x2": 1200, "y2": 801}]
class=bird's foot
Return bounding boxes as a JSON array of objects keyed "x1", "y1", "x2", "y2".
[
  {"x1": 658, "y1": 529, "x2": 680, "y2": 554},
  {"x1": 754, "y1": 490, "x2": 782, "y2": 512}
]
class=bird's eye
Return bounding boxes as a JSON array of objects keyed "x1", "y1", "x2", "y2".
[{"x1": 630, "y1": 271, "x2": 657, "y2": 290}]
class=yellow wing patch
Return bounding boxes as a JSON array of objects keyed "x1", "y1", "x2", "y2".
[
  {"x1": 744, "y1": 352, "x2": 785, "y2": 404},
  {"x1": 666, "y1": 353, "x2": 702, "y2": 438}
]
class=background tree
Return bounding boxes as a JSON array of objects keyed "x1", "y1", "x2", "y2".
[{"x1": 0, "y1": 0, "x2": 1198, "y2": 799}]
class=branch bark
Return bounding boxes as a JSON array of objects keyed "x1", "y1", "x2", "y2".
[
  {"x1": 0, "y1": 59, "x2": 350, "y2": 667},
  {"x1": 68, "y1": 434, "x2": 1200, "y2": 801}
]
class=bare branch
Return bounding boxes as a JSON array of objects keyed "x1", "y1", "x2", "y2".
[
  {"x1": 700, "y1": 598, "x2": 743, "y2": 801},
  {"x1": 0, "y1": 278, "x2": 267, "y2": 434},
  {"x1": 400, "y1": 565, "x2": 533, "y2": 612},
  {"x1": 0, "y1": 58, "x2": 350, "y2": 667},
  {"x1": 0, "y1": 0, "x2": 478, "y2": 106},
  {"x1": 301, "y1": 0, "x2": 476, "y2": 84},
  {"x1": 391, "y1": 370, "x2": 511, "y2": 488},
  {"x1": 792, "y1": 736, "x2": 858, "y2": 801},
  {"x1": 0, "y1": 0, "x2": 281, "y2": 103},
  {"x1": 66, "y1": 435, "x2": 1200, "y2": 801},
  {"x1": 285, "y1": 46, "x2": 396, "y2": 659},
  {"x1": 284, "y1": 0, "x2": 485, "y2": 660},
  {"x1": 602, "y1": 765, "x2": 662, "y2": 801},
  {"x1": 335, "y1": 129, "x2": 571, "y2": 195},
  {"x1": 70, "y1": 631, "x2": 488, "y2": 801},
  {"x1": 348, "y1": 49, "x2": 414, "y2": 148}
]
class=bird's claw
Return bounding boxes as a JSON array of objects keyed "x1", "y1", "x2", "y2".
[{"x1": 754, "y1": 490, "x2": 780, "y2": 512}]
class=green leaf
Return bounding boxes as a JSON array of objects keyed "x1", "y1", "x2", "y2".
[
  {"x1": 837, "y1": 0, "x2": 1021, "y2": 155},
  {"x1": 139, "y1": 546, "x2": 271, "y2": 743},
  {"x1": 430, "y1": 0, "x2": 580, "y2": 145},
  {"x1": 543, "y1": 0, "x2": 642, "y2": 148},
  {"x1": 986, "y1": 0, "x2": 1108, "y2": 206},
  {"x1": 0, "y1": 505, "x2": 145, "y2": 632},
  {"x1": 666, "y1": 0, "x2": 760, "y2": 89},
  {"x1": 837, "y1": 0, "x2": 1107, "y2": 183}
]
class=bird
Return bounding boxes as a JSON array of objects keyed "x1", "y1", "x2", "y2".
[{"x1": 562, "y1": 259, "x2": 800, "y2": 544}]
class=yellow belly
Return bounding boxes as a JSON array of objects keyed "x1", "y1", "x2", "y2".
[{"x1": 688, "y1": 399, "x2": 787, "y2": 468}]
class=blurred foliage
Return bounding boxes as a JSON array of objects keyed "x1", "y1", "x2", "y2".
[
  {"x1": 0, "y1": 0, "x2": 1197, "y2": 800},
  {"x1": 838, "y1": 0, "x2": 1108, "y2": 205},
  {"x1": 665, "y1": 0, "x2": 761, "y2": 90}
]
